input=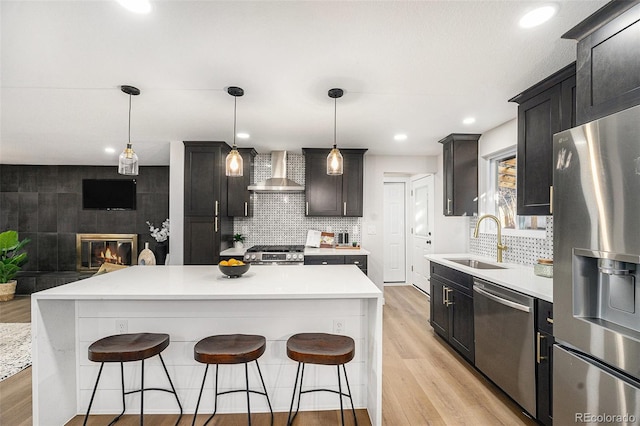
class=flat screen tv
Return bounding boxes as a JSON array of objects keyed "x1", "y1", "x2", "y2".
[{"x1": 82, "y1": 179, "x2": 137, "y2": 210}]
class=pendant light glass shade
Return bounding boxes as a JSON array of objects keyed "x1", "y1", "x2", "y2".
[
  {"x1": 225, "y1": 86, "x2": 244, "y2": 177},
  {"x1": 118, "y1": 85, "x2": 140, "y2": 176},
  {"x1": 327, "y1": 88, "x2": 344, "y2": 175}
]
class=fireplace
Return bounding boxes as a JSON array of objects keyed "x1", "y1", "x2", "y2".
[{"x1": 76, "y1": 234, "x2": 138, "y2": 272}]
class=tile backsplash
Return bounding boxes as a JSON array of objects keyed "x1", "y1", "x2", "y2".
[
  {"x1": 468, "y1": 216, "x2": 553, "y2": 266},
  {"x1": 233, "y1": 153, "x2": 361, "y2": 246}
]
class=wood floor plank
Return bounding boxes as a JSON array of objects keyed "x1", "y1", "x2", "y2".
[{"x1": 0, "y1": 285, "x2": 539, "y2": 425}]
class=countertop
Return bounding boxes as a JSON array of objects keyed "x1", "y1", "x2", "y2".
[
  {"x1": 31, "y1": 265, "x2": 382, "y2": 300},
  {"x1": 426, "y1": 253, "x2": 553, "y2": 302},
  {"x1": 221, "y1": 246, "x2": 371, "y2": 256}
]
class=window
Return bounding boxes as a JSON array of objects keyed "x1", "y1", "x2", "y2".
[{"x1": 485, "y1": 150, "x2": 546, "y2": 234}]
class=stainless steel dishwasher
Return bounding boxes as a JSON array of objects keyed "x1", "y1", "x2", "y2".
[{"x1": 473, "y1": 278, "x2": 536, "y2": 417}]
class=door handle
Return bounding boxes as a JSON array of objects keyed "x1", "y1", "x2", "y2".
[
  {"x1": 536, "y1": 332, "x2": 547, "y2": 364},
  {"x1": 215, "y1": 200, "x2": 219, "y2": 216},
  {"x1": 343, "y1": 202, "x2": 347, "y2": 216},
  {"x1": 447, "y1": 198, "x2": 452, "y2": 214},
  {"x1": 244, "y1": 201, "x2": 248, "y2": 216},
  {"x1": 549, "y1": 186, "x2": 553, "y2": 214},
  {"x1": 215, "y1": 217, "x2": 218, "y2": 233},
  {"x1": 445, "y1": 288, "x2": 454, "y2": 306},
  {"x1": 426, "y1": 240, "x2": 432, "y2": 244},
  {"x1": 306, "y1": 202, "x2": 309, "y2": 216}
]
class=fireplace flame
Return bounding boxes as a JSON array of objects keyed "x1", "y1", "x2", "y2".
[{"x1": 100, "y1": 248, "x2": 123, "y2": 265}]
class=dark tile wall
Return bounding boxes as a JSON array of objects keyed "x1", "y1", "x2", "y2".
[{"x1": 0, "y1": 165, "x2": 169, "y2": 285}]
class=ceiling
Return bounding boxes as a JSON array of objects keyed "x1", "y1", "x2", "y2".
[{"x1": 0, "y1": 0, "x2": 608, "y2": 166}]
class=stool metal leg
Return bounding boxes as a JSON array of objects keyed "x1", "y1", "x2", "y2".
[
  {"x1": 342, "y1": 364, "x2": 358, "y2": 426},
  {"x1": 287, "y1": 362, "x2": 302, "y2": 425},
  {"x1": 202, "y1": 365, "x2": 219, "y2": 426},
  {"x1": 107, "y1": 363, "x2": 126, "y2": 426},
  {"x1": 245, "y1": 363, "x2": 252, "y2": 426},
  {"x1": 337, "y1": 365, "x2": 345, "y2": 426},
  {"x1": 255, "y1": 360, "x2": 274, "y2": 426},
  {"x1": 83, "y1": 362, "x2": 105, "y2": 426},
  {"x1": 140, "y1": 358, "x2": 144, "y2": 426},
  {"x1": 158, "y1": 353, "x2": 183, "y2": 425},
  {"x1": 192, "y1": 364, "x2": 209, "y2": 426}
]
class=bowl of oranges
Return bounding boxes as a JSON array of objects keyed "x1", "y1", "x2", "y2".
[{"x1": 218, "y1": 258, "x2": 250, "y2": 278}]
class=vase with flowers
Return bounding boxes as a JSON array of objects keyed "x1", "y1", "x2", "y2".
[{"x1": 146, "y1": 218, "x2": 170, "y2": 265}]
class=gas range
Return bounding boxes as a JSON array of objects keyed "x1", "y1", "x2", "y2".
[{"x1": 244, "y1": 245, "x2": 305, "y2": 265}]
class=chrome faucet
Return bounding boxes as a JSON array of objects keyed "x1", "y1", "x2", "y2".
[{"x1": 473, "y1": 214, "x2": 507, "y2": 263}]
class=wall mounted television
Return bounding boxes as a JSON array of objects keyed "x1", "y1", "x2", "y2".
[{"x1": 82, "y1": 179, "x2": 137, "y2": 210}]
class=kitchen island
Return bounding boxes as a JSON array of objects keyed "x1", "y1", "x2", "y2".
[{"x1": 31, "y1": 265, "x2": 383, "y2": 426}]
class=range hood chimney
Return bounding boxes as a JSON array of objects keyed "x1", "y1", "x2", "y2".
[{"x1": 248, "y1": 151, "x2": 305, "y2": 192}]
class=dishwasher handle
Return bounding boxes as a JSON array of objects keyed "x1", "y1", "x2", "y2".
[{"x1": 473, "y1": 285, "x2": 531, "y2": 313}]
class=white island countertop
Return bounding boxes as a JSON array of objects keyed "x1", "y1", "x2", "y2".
[
  {"x1": 426, "y1": 253, "x2": 553, "y2": 302},
  {"x1": 33, "y1": 264, "x2": 381, "y2": 300},
  {"x1": 221, "y1": 246, "x2": 371, "y2": 257}
]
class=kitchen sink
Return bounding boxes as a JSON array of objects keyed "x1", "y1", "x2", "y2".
[{"x1": 446, "y1": 258, "x2": 506, "y2": 269}]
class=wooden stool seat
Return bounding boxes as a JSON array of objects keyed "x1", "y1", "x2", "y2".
[
  {"x1": 88, "y1": 333, "x2": 170, "y2": 363},
  {"x1": 287, "y1": 333, "x2": 355, "y2": 365},
  {"x1": 194, "y1": 334, "x2": 266, "y2": 364}
]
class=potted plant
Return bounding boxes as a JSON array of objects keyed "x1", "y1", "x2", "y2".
[
  {"x1": 233, "y1": 233, "x2": 245, "y2": 249},
  {"x1": 0, "y1": 230, "x2": 30, "y2": 301}
]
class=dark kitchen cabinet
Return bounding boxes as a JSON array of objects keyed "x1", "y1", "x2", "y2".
[
  {"x1": 227, "y1": 148, "x2": 257, "y2": 217},
  {"x1": 304, "y1": 254, "x2": 368, "y2": 275},
  {"x1": 302, "y1": 148, "x2": 367, "y2": 217},
  {"x1": 509, "y1": 63, "x2": 576, "y2": 215},
  {"x1": 563, "y1": 1, "x2": 640, "y2": 125},
  {"x1": 439, "y1": 134, "x2": 479, "y2": 217},
  {"x1": 536, "y1": 299, "x2": 554, "y2": 426},
  {"x1": 183, "y1": 142, "x2": 233, "y2": 265},
  {"x1": 429, "y1": 262, "x2": 474, "y2": 363}
]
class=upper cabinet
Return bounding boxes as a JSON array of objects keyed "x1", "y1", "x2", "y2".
[
  {"x1": 563, "y1": 2, "x2": 640, "y2": 125},
  {"x1": 183, "y1": 141, "x2": 233, "y2": 265},
  {"x1": 302, "y1": 148, "x2": 367, "y2": 217},
  {"x1": 439, "y1": 134, "x2": 479, "y2": 217},
  {"x1": 509, "y1": 63, "x2": 576, "y2": 216},
  {"x1": 227, "y1": 148, "x2": 257, "y2": 217}
]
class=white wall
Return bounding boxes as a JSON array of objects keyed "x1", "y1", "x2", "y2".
[
  {"x1": 168, "y1": 141, "x2": 184, "y2": 265},
  {"x1": 361, "y1": 155, "x2": 437, "y2": 290}
]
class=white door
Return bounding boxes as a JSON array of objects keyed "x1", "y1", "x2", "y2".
[
  {"x1": 383, "y1": 182, "x2": 406, "y2": 282},
  {"x1": 411, "y1": 175, "x2": 434, "y2": 294}
]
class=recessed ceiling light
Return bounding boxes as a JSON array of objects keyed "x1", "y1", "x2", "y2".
[
  {"x1": 463, "y1": 117, "x2": 476, "y2": 125},
  {"x1": 105, "y1": 147, "x2": 116, "y2": 154},
  {"x1": 236, "y1": 132, "x2": 250, "y2": 139},
  {"x1": 394, "y1": 134, "x2": 408, "y2": 141},
  {"x1": 519, "y1": 5, "x2": 558, "y2": 28},
  {"x1": 116, "y1": 0, "x2": 152, "y2": 14}
]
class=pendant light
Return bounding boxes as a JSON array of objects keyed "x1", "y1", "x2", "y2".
[
  {"x1": 225, "y1": 86, "x2": 244, "y2": 177},
  {"x1": 118, "y1": 85, "x2": 140, "y2": 175},
  {"x1": 327, "y1": 88, "x2": 344, "y2": 175}
]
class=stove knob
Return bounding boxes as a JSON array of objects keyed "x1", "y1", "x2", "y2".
[
  {"x1": 244, "y1": 254, "x2": 250, "y2": 261},
  {"x1": 286, "y1": 254, "x2": 292, "y2": 260},
  {"x1": 251, "y1": 254, "x2": 257, "y2": 260},
  {"x1": 292, "y1": 254, "x2": 298, "y2": 260}
]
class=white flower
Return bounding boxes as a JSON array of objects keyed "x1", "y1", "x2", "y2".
[{"x1": 146, "y1": 218, "x2": 170, "y2": 242}]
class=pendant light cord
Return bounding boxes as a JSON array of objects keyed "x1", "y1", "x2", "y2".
[
  {"x1": 233, "y1": 95, "x2": 237, "y2": 149},
  {"x1": 333, "y1": 97, "x2": 337, "y2": 149},
  {"x1": 127, "y1": 94, "x2": 132, "y2": 145}
]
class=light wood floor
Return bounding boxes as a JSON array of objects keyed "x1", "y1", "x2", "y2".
[{"x1": 0, "y1": 287, "x2": 536, "y2": 425}]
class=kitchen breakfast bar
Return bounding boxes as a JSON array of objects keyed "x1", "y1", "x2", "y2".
[{"x1": 31, "y1": 265, "x2": 383, "y2": 426}]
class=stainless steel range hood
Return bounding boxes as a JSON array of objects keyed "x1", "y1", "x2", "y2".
[{"x1": 248, "y1": 151, "x2": 305, "y2": 192}]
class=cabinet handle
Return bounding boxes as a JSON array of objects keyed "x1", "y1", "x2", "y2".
[
  {"x1": 306, "y1": 202, "x2": 309, "y2": 216},
  {"x1": 215, "y1": 217, "x2": 218, "y2": 233},
  {"x1": 215, "y1": 200, "x2": 219, "y2": 216},
  {"x1": 549, "y1": 186, "x2": 553, "y2": 214},
  {"x1": 445, "y1": 288, "x2": 454, "y2": 306},
  {"x1": 353, "y1": 261, "x2": 359, "y2": 264},
  {"x1": 447, "y1": 198, "x2": 452, "y2": 214},
  {"x1": 244, "y1": 201, "x2": 248, "y2": 216},
  {"x1": 536, "y1": 331, "x2": 547, "y2": 364},
  {"x1": 442, "y1": 286, "x2": 446, "y2": 305},
  {"x1": 343, "y1": 202, "x2": 347, "y2": 216},
  {"x1": 546, "y1": 317, "x2": 554, "y2": 324},
  {"x1": 322, "y1": 261, "x2": 328, "y2": 265}
]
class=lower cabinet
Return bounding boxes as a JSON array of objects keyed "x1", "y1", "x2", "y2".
[
  {"x1": 304, "y1": 254, "x2": 368, "y2": 275},
  {"x1": 536, "y1": 299, "x2": 554, "y2": 426},
  {"x1": 429, "y1": 263, "x2": 474, "y2": 363}
]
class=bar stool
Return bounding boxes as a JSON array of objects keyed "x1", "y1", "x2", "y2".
[
  {"x1": 84, "y1": 332, "x2": 183, "y2": 426},
  {"x1": 286, "y1": 332, "x2": 357, "y2": 426},
  {"x1": 192, "y1": 334, "x2": 273, "y2": 426}
]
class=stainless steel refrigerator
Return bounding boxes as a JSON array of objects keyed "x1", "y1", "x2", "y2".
[{"x1": 553, "y1": 104, "x2": 640, "y2": 424}]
